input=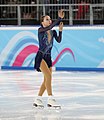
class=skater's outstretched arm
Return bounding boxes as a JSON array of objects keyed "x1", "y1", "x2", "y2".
[
  {"x1": 38, "y1": 18, "x2": 62, "y2": 33},
  {"x1": 39, "y1": 9, "x2": 64, "y2": 33},
  {"x1": 53, "y1": 22, "x2": 63, "y2": 43}
]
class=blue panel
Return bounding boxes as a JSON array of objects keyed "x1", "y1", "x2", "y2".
[{"x1": 0, "y1": 26, "x2": 104, "y2": 71}]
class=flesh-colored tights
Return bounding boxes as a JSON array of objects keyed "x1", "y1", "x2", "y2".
[{"x1": 38, "y1": 59, "x2": 52, "y2": 96}]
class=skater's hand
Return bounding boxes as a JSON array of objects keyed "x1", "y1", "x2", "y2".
[
  {"x1": 58, "y1": 9, "x2": 64, "y2": 19},
  {"x1": 59, "y1": 22, "x2": 63, "y2": 31}
]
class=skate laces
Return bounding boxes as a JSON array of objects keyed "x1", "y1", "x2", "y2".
[
  {"x1": 48, "y1": 98, "x2": 58, "y2": 105},
  {"x1": 51, "y1": 99, "x2": 56, "y2": 102},
  {"x1": 34, "y1": 98, "x2": 43, "y2": 104},
  {"x1": 37, "y1": 99, "x2": 42, "y2": 103},
  {"x1": 36, "y1": 99, "x2": 43, "y2": 105}
]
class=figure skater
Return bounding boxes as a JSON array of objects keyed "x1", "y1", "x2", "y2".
[{"x1": 33, "y1": 9, "x2": 64, "y2": 108}]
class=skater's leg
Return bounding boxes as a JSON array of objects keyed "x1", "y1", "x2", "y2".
[
  {"x1": 38, "y1": 76, "x2": 46, "y2": 96},
  {"x1": 33, "y1": 61, "x2": 52, "y2": 107},
  {"x1": 38, "y1": 67, "x2": 52, "y2": 96},
  {"x1": 40, "y1": 59, "x2": 52, "y2": 96}
]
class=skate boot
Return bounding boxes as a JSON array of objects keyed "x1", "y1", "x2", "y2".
[
  {"x1": 33, "y1": 96, "x2": 44, "y2": 108},
  {"x1": 47, "y1": 97, "x2": 61, "y2": 109}
]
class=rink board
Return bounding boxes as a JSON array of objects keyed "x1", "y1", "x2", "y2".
[{"x1": 0, "y1": 26, "x2": 104, "y2": 71}]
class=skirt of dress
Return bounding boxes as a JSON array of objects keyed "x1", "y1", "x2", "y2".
[{"x1": 34, "y1": 51, "x2": 52, "y2": 72}]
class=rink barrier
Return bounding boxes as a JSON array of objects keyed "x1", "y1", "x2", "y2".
[
  {"x1": 1, "y1": 66, "x2": 34, "y2": 70},
  {"x1": 0, "y1": 26, "x2": 104, "y2": 70},
  {"x1": 56, "y1": 67, "x2": 104, "y2": 72},
  {"x1": 1, "y1": 66, "x2": 104, "y2": 72}
]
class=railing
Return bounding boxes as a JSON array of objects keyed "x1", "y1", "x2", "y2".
[{"x1": 0, "y1": 4, "x2": 104, "y2": 25}]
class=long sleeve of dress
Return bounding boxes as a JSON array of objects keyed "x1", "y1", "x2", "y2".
[
  {"x1": 53, "y1": 30, "x2": 62, "y2": 43},
  {"x1": 38, "y1": 17, "x2": 62, "y2": 33}
]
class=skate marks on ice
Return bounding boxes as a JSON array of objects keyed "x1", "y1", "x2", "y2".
[
  {"x1": 33, "y1": 71, "x2": 104, "y2": 120},
  {"x1": 0, "y1": 70, "x2": 104, "y2": 120},
  {"x1": 55, "y1": 71, "x2": 104, "y2": 120},
  {"x1": 33, "y1": 107, "x2": 61, "y2": 120}
]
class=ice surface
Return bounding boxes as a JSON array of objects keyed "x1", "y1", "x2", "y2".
[{"x1": 0, "y1": 70, "x2": 104, "y2": 120}]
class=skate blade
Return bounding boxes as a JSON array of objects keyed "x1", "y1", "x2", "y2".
[
  {"x1": 47, "y1": 104, "x2": 61, "y2": 110},
  {"x1": 33, "y1": 103, "x2": 44, "y2": 109}
]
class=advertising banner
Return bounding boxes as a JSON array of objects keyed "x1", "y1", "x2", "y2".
[{"x1": 0, "y1": 26, "x2": 104, "y2": 71}]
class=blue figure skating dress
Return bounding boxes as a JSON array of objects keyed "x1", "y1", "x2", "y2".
[{"x1": 34, "y1": 17, "x2": 62, "y2": 71}]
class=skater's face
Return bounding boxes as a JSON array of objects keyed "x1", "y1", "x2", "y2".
[{"x1": 42, "y1": 16, "x2": 52, "y2": 27}]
